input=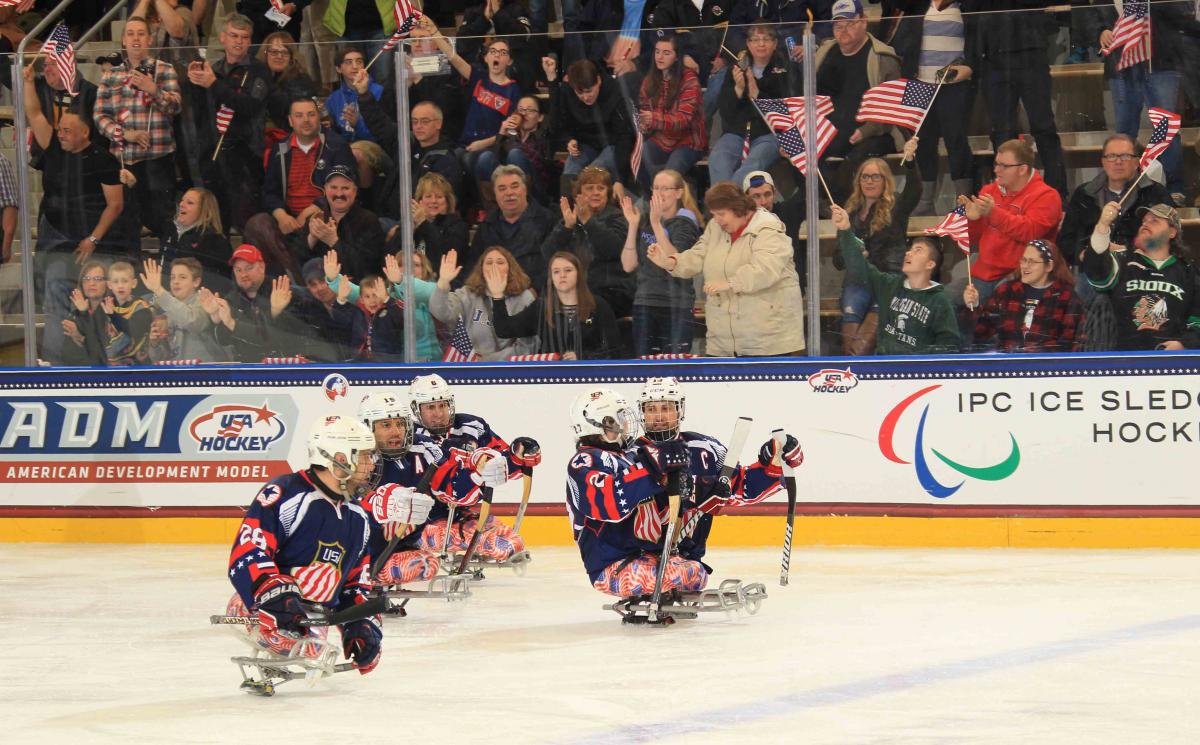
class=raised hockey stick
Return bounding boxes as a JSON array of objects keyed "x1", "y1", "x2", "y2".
[
  {"x1": 677, "y1": 417, "x2": 754, "y2": 546},
  {"x1": 775, "y1": 429, "x2": 798, "y2": 587},
  {"x1": 648, "y1": 481, "x2": 683, "y2": 624},
  {"x1": 512, "y1": 444, "x2": 534, "y2": 536},
  {"x1": 456, "y1": 484, "x2": 494, "y2": 574},
  {"x1": 369, "y1": 461, "x2": 440, "y2": 581}
]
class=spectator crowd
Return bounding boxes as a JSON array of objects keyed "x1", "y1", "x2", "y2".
[{"x1": 13, "y1": 0, "x2": 1200, "y2": 365}]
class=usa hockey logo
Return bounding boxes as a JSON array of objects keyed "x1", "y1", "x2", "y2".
[
  {"x1": 807, "y1": 368, "x2": 859, "y2": 394},
  {"x1": 322, "y1": 373, "x2": 350, "y2": 401},
  {"x1": 187, "y1": 403, "x2": 287, "y2": 453}
]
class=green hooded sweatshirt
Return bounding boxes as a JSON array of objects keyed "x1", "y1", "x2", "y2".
[{"x1": 838, "y1": 228, "x2": 959, "y2": 355}]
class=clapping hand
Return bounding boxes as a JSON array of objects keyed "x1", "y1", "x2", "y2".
[
  {"x1": 383, "y1": 253, "x2": 403, "y2": 285},
  {"x1": 483, "y1": 259, "x2": 508, "y2": 299},
  {"x1": 269, "y1": 275, "x2": 292, "y2": 318},
  {"x1": 619, "y1": 195, "x2": 641, "y2": 225},
  {"x1": 559, "y1": 196, "x2": 578, "y2": 230},
  {"x1": 438, "y1": 249, "x2": 462, "y2": 290},
  {"x1": 101, "y1": 296, "x2": 116, "y2": 315},
  {"x1": 70, "y1": 288, "x2": 88, "y2": 312},
  {"x1": 336, "y1": 274, "x2": 353, "y2": 304},
  {"x1": 323, "y1": 250, "x2": 341, "y2": 283}
]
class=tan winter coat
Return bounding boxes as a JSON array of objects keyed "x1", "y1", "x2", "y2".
[{"x1": 670, "y1": 209, "x2": 805, "y2": 357}]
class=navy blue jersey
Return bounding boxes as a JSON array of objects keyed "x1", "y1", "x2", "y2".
[
  {"x1": 229, "y1": 470, "x2": 373, "y2": 612},
  {"x1": 566, "y1": 433, "x2": 784, "y2": 583},
  {"x1": 357, "y1": 433, "x2": 451, "y2": 556},
  {"x1": 419, "y1": 411, "x2": 524, "y2": 522}
]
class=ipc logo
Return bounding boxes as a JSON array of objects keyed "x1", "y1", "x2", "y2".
[{"x1": 878, "y1": 385, "x2": 1020, "y2": 498}]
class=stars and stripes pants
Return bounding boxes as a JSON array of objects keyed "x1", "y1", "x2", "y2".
[
  {"x1": 225, "y1": 593, "x2": 330, "y2": 658},
  {"x1": 373, "y1": 549, "x2": 441, "y2": 585},
  {"x1": 592, "y1": 553, "x2": 709, "y2": 598},
  {"x1": 417, "y1": 515, "x2": 527, "y2": 561}
]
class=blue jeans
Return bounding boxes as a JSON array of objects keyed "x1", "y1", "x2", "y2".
[
  {"x1": 475, "y1": 149, "x2": 534, "y2": 181},
  {"x1": 703, "y1": 67, "x2": 727, "y2": 119},
  {"x1": 639, "y1": 140, "x2": 702, "y2": 188},
  {"x1": 708, "y1": 132, "x2": 780, "y2": 187},
  {"x1": 632, "y1": 304, "x2": 694, "y2": 357},
  {"x1": 563, "y1": 143, "x2": 618, "y2": 176},
  {"x1": 839, "y1": 282, "x2": 879, "y2": 325},
  {"x1": 1109, "y1": 67, "x2": 1183, "y2": 193}
]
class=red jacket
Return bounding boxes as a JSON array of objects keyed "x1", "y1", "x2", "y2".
[
  {"x1": 638, "y1": 67, "x2": 708, "y2": 153},
  {"x1": 966, "y1": 171, "x2": 1062, "y2": 281}
]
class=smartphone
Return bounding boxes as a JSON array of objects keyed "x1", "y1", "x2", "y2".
[{"x1": 736, "y1": 53, "x2": 750, "y2": 71}]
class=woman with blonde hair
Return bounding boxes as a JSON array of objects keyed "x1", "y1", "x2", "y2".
[
  {"x1": 385, "y1": 173, "x2": 470, "y2": 275},
  {"x1": 833, "y1": 136, "x2": 921, "y2": 355},
  {"x1": 620, "y1": 168, "x2": 703, "y2": 356},
  {"x1": 647, "y1": 182, "x2": 804, "y2": 357},
  {"x1": 541, "y1": 165, "x2": 633, "y2": 317},
  {"x1": 159, "y1": 187, "x2": 232, "y2": 291},
  {"x1": 429, "y1": 246, "x2": 538, "y2": 360}
]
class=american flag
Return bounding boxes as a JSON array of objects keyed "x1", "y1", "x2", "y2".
[
  {"x1": 507, "y1": 353, "x2": 563, "y2": 361},
  {"x1": 114, "y1": 108, "x2": 131, "y2": 142},
  {"x1": 46, "y1": 24, "x2": 77, "y2": 96},
  {"x1": 776, "y1": 120, "x2": 836, "y2": 176},
  {"x1": 754, "y1": 96, "x2": 834, "y2": 132},
  {"x1": 926, "y1": 203, "x2": 971, "y2": 255},
  {"x1": 1140, "y1": 107, "x2": 1180, "y2": 170},
  {"x1": 215, "y1": 104, "x2": 234, "y2": 134},
  {"x1": 631, "y1": 105, "x2": 644, "y2": 178},
  {"x1": 443, "y1": 317, "x2": 478, "y2": 362},
  {"x1": 382, "y1": 0, "x2": 422, "y2": 51},
  {"x1": 1104, "y1": 0, "x2": 1149, "y2": 71},
  {"x1": 856, "y1": 78, "x2": 938, "y2": 131}
]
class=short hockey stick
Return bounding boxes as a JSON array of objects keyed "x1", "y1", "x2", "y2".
[
  {"x1": 211, "y1": 594, "x2": 390, "y2": 627},
  {"x1": 512, "y1": 444, "x2": 534, "y2": 536},
  {"x1": 677, "y1": 416, "x2": 753, "y2": 546},
  {"x1": 648, "y1": 480, "x2": 683, "y2": 624},
  {"x1": 775, "y1": 429, "x2": 798, "y2": 587}
]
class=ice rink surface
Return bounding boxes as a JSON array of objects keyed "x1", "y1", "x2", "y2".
[{"x1": 3, "y1": 544, "x2": 1199, "y2": 744}]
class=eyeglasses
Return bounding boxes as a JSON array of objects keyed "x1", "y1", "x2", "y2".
[
  {"x1": 266, "y1": 48, "x2": 290, "y2": 57},
  {"x1": 81, "y1": 275, "x2": 106, "y2": 282},
  {"x1": 652, "y1": 185, "x2": 682, "y2": 192},
  {"x1": 1018, "y1": 258, "x2": 1047, "y2": 266},
  {"x1": 411, "y1": 117, "x2": 437, "y2": 126},
  {"x1": 993, "y1": 161, "x2": 1023, "y2": 170},
  {"x1": 1102, "y1": 153, "x2": 1136, "y2": 162},
  {"x1": 859, "y1": 173, "x2": 884, "y2": 182},
  {"x1": 487, "y1": 49, "x2": 511, "y2": 57},
  {"x1": 516, "y1": 107, "x2": 539, "y2": 114}
]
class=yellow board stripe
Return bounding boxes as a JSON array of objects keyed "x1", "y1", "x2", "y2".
[{"x1": 4, "y1": 516, "x2": 1200, "y2": 548}]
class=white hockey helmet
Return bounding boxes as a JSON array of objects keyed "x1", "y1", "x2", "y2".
[
  {"x1": 358, "y1": 391, "x2": 414, "y2": 459},
  {"x1": 307, "y1": 415, "x2": 379, "y2": 499},
  {"x1": 409, "y1": 373, "x2": 455, "y2": 435},
  {"x1": 570, "y1": 388, "x2": 639, "y2": 447},
  {"x1": 638, "y1": 376, "x2": 685, "y2": 442}
]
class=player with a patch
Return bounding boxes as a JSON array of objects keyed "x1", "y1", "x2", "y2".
[
  {"x1": 408, "y1": 374, "x2": 540, "y2": 562},
  {"x1": 1086, "y1": 202, "x2": 1200, "y2": 350},
  {"x1": 226, "y1": 415, "x2": 385, "y2": 675}
]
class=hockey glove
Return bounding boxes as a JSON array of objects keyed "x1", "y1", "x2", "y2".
[
  {"x1": 254, "y1": 574, "x2": 307, "y2": 635},
  {"x1": 637, "y1": 439, "x2": 691, "y2": 482},
  {"x1": 470, "y1": 447, "x2": 509, "y2": 488},
  {"x1": 367, "y1": 483, "x2": 435, "y2": 527},
  {"x1": 758, "y1": 434, "x2": 803, "y2": 472},
  {"x1": 341, "y1": 617, "x2": 382, "y2": 675},
  {"x1": 509, "y1": 436, "x2": 542, "y2": 468}
]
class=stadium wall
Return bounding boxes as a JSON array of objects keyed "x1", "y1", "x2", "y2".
[{"x1": 1, "y1": 353, "x2": 1199, "y2": 548}]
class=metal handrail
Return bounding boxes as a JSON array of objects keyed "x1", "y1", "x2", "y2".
[{"x1": 13, "y1": 0, "x2": 82, "y2": 366}]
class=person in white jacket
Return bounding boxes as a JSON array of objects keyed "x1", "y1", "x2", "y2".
[
  {"x1": 429, "y1": 246, "x2": 539, "y2": 361},
  {"x1": 647, "y1": 182, "x2": 805, "y2": 356},
  {"x1": 139, "y1": 257, "x2": 230, "y2": 362}
]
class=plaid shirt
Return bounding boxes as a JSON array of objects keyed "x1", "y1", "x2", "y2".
[
  {"x1": 970, "y1": 278, "x2": 1085, "y2": 352},
  {"x1": 638, "y1": 67, "x2": 708, "y2": 153},
  {"x1": 0, "y1": 152, "x2": 17, "y2": 209},
  {"x1": 94, "y1": 59, "x2": 181, "y2": 163}
]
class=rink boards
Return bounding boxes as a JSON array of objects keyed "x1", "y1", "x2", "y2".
[{"x1": 2, "y1": 352, "x2": 1200, "y2": 547}]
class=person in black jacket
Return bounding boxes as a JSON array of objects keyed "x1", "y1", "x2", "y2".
[
  {"x1": 547, "y1": 59, "x2": 635, "y2": 191},
  {"x1": 390, "y1": 173, "x2": 471, "y2": 280},
  {"x1": 199, "y1": 244, "x2": 307, "y2": 361},
  {"x1": 708, "y1": 26, "x2": 797, "y2": 187},
  {"x1": 467, "y1": 165, "x2": 558, "y2": 291},
  {"x1": 644, "y1": 0, "x2": 735, "y2": 88},
  {"x1": 540, "y1": 165, "x2": 634, "y2": 318},
  {"x1": 302, "y1": 165, "x2": 387, "y2": 281},
  {"x1": 160, "y1": 187, "x2": 234, "y2": 294},
  {"x1": 256, "y1": 31, "x2": 321, "y2": 130},
  {"x1": 491, "y1": 250, "x2": 620, "y2": 359},
  {"x1": 457, "y1": 0, "x2": 546, "y2": 93},
  {"x1": 187, "y1": 13, "x2": 273, "y2": 232}
]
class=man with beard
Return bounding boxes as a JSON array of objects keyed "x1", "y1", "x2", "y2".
[{"x1": 1085, "y1": 202, "x2": 1200, "y2": 351}]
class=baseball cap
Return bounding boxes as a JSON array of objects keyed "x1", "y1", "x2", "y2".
[
  {"x1": 742, "y1": 171, "x2": 775, "y2": 191},
  {"x1": 229, "y1": 244, "x2": 264, "y2": 266},
  {"x1": 324, "y1": 163, "x2": 357, "y2": 186},
  {"x1": 1136, "y1": 203, "x2": 1181, "y2": 230},
  {"x1": 301, "y1": 257, "x2": 325, "y2": 282},
  {"x1": 831, "y1": 0, "x2": 864, "y2": 19}
]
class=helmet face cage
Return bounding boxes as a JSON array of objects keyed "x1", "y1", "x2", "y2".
[
  {"x1": 308, "y1": 416, "x2": 380, "y2": 500},
  {"x1": 572, "y1": 389, "x2": 639, "y2": 447},
  {"x1": 638, "y1": 377, "x2": 685, "y2": 442}
]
